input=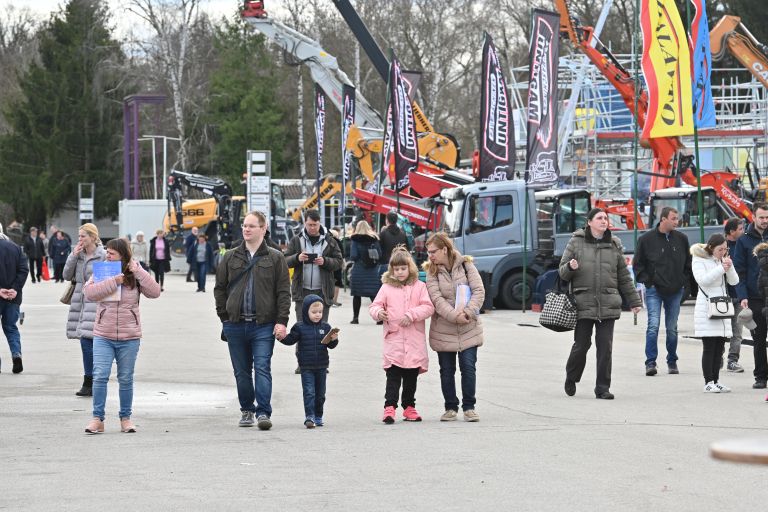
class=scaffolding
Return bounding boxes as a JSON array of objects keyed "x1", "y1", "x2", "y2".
[{"x1": 509, "y1": 53, "x2": 768, "y2": 200}]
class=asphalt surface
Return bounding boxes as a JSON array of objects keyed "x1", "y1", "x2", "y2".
[{"x1": 2, "y1": 274, "x2": 768, "y2": 510}]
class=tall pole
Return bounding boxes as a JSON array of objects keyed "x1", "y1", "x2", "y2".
[
  {"x1": 522, "y1": 181, "x2": 529, "y2": 313},
  {"x1": 633, "y1": 0, "x2": 640, "y2": 326},
  {"x1": 686, "y1": 0, "x2": 705, "y2": 243}
]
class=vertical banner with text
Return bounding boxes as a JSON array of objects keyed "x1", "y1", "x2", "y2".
[
  {"x1": 479, "y1": 32, "x2": 514, "y2": 182},
  {"x1": 640, "y1": 0, "x2": 694, "y2": 139},
  {"x1": 340, "y1": 85, "x2": 356, "y2": 214},
  {"x1": 690, "y1": 0, "x2": 716, "y2": 128},
  {"x1": 525, "y1": 9, "x2": 561, "y2": 189},
  {"x1": 314, "y1": 84, "x2": 326, "y2": 206},
  {"x1": 390, "y1": 56, "x2": 418, "y2": 192}
]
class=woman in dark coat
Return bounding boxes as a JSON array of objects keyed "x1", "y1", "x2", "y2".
[
  {"x1": 149, "y1": 229, "x2": 172, "y2": 292},
  {"x1": 349, "y1": 220, "x2": 383, "y2": 324},
  {"x1": 50, "y1": 231, "x2": 71, "y2": 283},
  {"x1": 558, "y1": 208, "x2": 642, "y2": 400}
]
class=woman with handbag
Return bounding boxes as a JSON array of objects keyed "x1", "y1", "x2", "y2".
[
  {"x1": 559, "y1": 208, "x2": 642, "y2": 399},
  {"x1": 63, "y1": 223, "x2": 106, "y2": 397},
  {"x1": 692, "y1": 234, "x2": 739, "y2": 393},
  {"x1": 349, "y1": 220, "x2": 383, "y2": 324}
]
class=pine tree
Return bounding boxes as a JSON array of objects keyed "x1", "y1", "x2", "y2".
[{"x1": 0, "y1": 0, "x2": 130, "y2": 227}]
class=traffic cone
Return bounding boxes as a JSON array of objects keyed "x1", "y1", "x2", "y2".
[{"x1": 41, "y1": 259, "x2": 51, "y2": 281}]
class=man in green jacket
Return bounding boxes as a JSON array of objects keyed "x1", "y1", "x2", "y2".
[{"x1": 214, "y1": 211, "x2": 291, "y2": 430}]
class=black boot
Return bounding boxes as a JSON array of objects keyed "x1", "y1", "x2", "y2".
[{"x1": 75, "y1": 376, "x2": 93, "y2": 397}]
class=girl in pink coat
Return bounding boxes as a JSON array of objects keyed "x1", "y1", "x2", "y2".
[
  {"x1": 369, "y1": 246, "x2": 434, "y2": 424},
  {"x1": 82, "y1": 238, "x2": 161, "y2": 434}
]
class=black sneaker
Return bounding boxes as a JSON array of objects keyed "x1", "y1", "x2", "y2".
[
  {"x1": 753, "y1": 380, "x2": 767, "y2": 389},
  {"x1": 645, "y1": 363, "x2": 657, "y2": 376},
  {"x1": 304, "y1": 418, "x2": 316, "y2": 429},
  {"x1": 11, "y1": 356, "x2": 22, "y2": 374},
  {"x1": 595, "y1": 391, "x2": 615, "y2": 400},
  {"x1": 667, "y1": 363, "x2": 679, "y2": 374},
  {"x1": 257, "y1": 415, "x2": 272, "y2": 430}
]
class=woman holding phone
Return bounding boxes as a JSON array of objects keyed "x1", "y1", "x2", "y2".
[{"x1": 63, "y1": 223, "x2": 106, "y2": 397}]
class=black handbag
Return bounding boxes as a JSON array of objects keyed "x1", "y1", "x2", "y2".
[{"x1": 539, "y1": 278, "x2": 578, "y2": 332}]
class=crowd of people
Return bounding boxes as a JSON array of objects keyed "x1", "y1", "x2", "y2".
[{"x1": 4, "y1": 202, "x2": 768, "y2": 433}]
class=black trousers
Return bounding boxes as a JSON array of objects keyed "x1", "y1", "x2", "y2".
[
  {"x1": 748, "y1": 298, "x2": 767, "y2": 381},
  {"x1": 566, "y1": 318, "x2": 615, "y2": 395},
  {"x1": 28, "y1": 257, "x2": 42, "y2": 282},
  {"x1": 153, "y1": 268, "x2": 165, "y2": 288},
  {"x1": 54, "y1": 263, "x2": 65, "y2": 282},
  {"x1": 702, "y1": 336, "x2": 727, "y2": 384},
  {"x1": 384, "y1": 365, "x2": 419, "y2": 408},
  {"x1": 352, "y1": 295, "x2": 375, "y2": 319}
]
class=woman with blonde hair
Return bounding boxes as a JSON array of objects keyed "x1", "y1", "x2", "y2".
[
  {"x1": 63, "y1": 223, "x2": 106, "y2": 397},
  {"x1": 423, "y1": 232, "x2": 485, "y2": 422},
  {"x1": 349, "y1": 220, "x2": 383, "y2": 324}
]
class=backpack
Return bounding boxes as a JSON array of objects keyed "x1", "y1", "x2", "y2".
[{"x1": 361, "y1": 242, "x2": 380, "y2": 268}]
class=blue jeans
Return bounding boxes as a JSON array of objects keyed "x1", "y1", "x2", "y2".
[
  {"x1": 92, "y1": 336, "x2": 141, "y2": 420},
  {"x1": 223, "y1": 321, "x2": 275, "y2": 417},
  {"x1": 81, "y1": 337, "x2": 94, "y2": 377},
  {"x1": 0, "y1": 301, "x2": 21, "y2": 357},
  {"x1": 437, "y1": 347, "x2": 478, "y2": 412},
  {"x1": 300, "y1": 368, "x2": 327, "y2": 420},
  {"x1": 196, "y1": 262, "x2": 208, "y2": 291},
  {"x1": 644, "y1": 286, "x2": 684, "y2": 366}
]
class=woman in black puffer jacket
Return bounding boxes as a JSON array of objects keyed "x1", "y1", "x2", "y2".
[{"x1": 349, "y1": 220, "x2": 383, "y2": 324}]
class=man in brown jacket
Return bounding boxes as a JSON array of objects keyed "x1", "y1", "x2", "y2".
[{"x1": 214, "y1": 211, "x2": 291, "y2": 430}]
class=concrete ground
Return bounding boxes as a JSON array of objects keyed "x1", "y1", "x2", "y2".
[{"x1": 2, "y1": 274, "x2": 768, "y2": 511}]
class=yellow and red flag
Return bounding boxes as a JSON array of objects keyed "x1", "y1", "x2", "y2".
[{"x1": 640, "y1": 0, "x2": 694, "y2": 139}]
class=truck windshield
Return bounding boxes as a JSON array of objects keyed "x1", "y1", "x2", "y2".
[
  {"x1": 440, "y1": 199, "x2": 464, "y2": 237},
  {"x1": 652, "y1": 192, "x2": 723, "y2": 227}
]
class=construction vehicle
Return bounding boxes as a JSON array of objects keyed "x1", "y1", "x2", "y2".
[
  {"x1": 241, "y1": 1, "x2": 464, "y2": 208},
  {"x1": 553, "y1": 0, "x2": 756, "y2": 223},
  {"x1": 711, "y1": 15, "x2": 768, "y2": 89},
  {"x1": 594, "y1": 198, "x2": 646, "y2": 230}
]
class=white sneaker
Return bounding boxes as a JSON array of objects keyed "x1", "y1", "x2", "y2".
[
  {"x1": 703, "y1": 381, "x2": 721, "y2": 393},
  {"x1": 715, "y1": 382, "x2": 732, "y2": 393}
]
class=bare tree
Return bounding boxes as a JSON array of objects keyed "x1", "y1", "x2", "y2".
[
  {"x1": 126, "y1": 0, "x2": 201, "y2": 170},
  {"x1": 0, "y1": 6, "x2": 38, "y2": 135}
]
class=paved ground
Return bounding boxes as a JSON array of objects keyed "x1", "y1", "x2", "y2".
[{"x1": 2, "y1": 274, "x2": 768, "y2": 510}]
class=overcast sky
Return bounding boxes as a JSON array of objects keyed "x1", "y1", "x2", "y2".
[{"x1": 0, "y1": 0, "x2": 245, "y2": 37}]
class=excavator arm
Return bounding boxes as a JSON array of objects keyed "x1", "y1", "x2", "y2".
[{"x1": 711, "y1": 15, "x2": 768, "y2": 89}]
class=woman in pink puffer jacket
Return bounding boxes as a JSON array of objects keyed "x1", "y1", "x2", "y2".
[
  {"x1": 370, "y1": 246, "x2": 434, "y2": 424},
  {"x1": 82, "y1": 238, "x2": 161, "y2": 434}
]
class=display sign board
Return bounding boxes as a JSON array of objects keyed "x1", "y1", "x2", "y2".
[{"x1": 246, "y1": 150, "x2": 271, "y2": 222}]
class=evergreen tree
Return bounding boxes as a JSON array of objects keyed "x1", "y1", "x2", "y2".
[
  {"x1": 0, "y1": 0, "x2": 130, "y2": 227},
  {"x1": 205, "y1": 17, "x2": 295, "y2": 185}
]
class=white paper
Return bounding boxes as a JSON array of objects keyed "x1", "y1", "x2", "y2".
[{"x1": 455, "y1": 284, "x2": 471, "y2": 310}]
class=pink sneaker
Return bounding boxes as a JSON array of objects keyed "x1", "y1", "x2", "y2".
[
  {"x1": 382, "y1": 406, "x2": 396, "y2": 424},
  {"x1": 402, "y1": 406, "x2": 422, "y2": 422}
]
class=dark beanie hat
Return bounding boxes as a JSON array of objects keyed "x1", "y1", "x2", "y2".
[{"x1": 587, "y1": 208, "x2": 605, "y2": 221}]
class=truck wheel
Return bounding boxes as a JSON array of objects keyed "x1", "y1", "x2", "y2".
[{"x1": 499, "y1": 272, "x2": 535, "y2": 310}]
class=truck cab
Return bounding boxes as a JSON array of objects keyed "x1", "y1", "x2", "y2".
[
  {"x1": 648, "y1": 186, "x2": 736, "y2": 227},
  {"x1": 437, "y1": 181, "x2": 590, "y2": 309}
]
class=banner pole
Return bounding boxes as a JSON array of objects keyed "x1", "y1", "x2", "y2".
[
  {"x1": 522, "y1": 178, "x2": 529, "y2": 313},
  {"x1": 633, "y1": 1, "x2": 640, "y2": 326},
  {"x1": 685, "y1": 0, "x2": 705, "y2": 243}
]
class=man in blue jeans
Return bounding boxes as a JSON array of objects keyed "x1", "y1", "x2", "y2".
[
  {"x1": 633, "y1": 207, "x2": 691, "y2": 376},
  {"x1": 0, "y1": 223, "x2": 29, "y2": 374},
  {"x1": 214, "y1": 211, "x2": 291, "y2": 430}
]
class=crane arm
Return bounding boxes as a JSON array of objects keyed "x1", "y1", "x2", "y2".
[
  {"x1": 242, "y1": 11, "x2": 384, "y2": 133},
  {"x1": 710, "y1": 15, "x2": 768, "y2": 89}
]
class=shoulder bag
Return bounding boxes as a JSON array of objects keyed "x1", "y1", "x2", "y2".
[
  {"x1": 539, "y1": 278, "x2": 578, "y2": 332},
  {"x1": 60, "y1": 280, "x2": 76, "y2": 305},
  {"x1": 220, "y1": 254, "x2": 262, "y2": 341},
  {"x1": 698, "y1": 275, "x2": 734, "y2": 319}
]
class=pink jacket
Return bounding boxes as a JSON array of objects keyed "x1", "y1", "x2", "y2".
[
  {"x1": 369, "y1": 271, "x2": 434, "y2": 373},
  {"x1": 83, "y1": 263, "x2": 161, "y2": 340}
]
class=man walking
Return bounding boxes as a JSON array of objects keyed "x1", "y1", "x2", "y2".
[
  {"x1": 285, "y1": 209, "x2": 343, "y2": 323},
  {"x1": 633, "y1": 207, "x2": 691, "y2": 376},
  {"x1": 733, "y1": 203, "x2": 768, "y2": 388},
  {"x1": 23, "y1": 227, "x2": 45, "y2": 283},
  {"x1": 379, "y1": 211, "x2": 410, "y2": 263},
  {"x1": 0, "y1": 223, "x2": 29, "y2": 373},
  {"x1": 214, "y1": 211, "x2": 290, "y2": 429},
  {"x1": 724, "y1": 217, "x2": 745, "y2": 373},
  {"x1": 184, "y1": 226, "x2": 199, "y2": 282}
]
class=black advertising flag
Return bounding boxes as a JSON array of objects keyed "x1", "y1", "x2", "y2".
[
  {"x1": 314, "y1": 84, "x2": 326, "y2": 195},
  {"x1": 525, "y1": 9, "x2": 560, "y2": 189},
  {"x1": 478, "y1": 33, "x2": 514, "y2": 182},
  {"x1": 340, "y1": 84, "x2": 356, "y2": 214},
  {"x1": 391, "y1": 56, "x2": 418, "y2": 191}
]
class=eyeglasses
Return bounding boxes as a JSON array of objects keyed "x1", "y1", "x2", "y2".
[
  {"x1": 426, "y1": 248, "x2": 441, "y2": 255},
  {"x1": 242, "y1": 224, "x2": 265, "y2": 229}
]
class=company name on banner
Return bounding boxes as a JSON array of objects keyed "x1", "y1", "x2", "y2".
[
  {"x1": 314, "y1": 87, "x2": 326, "y2": 180},
  {"x1": 340, "y1": 85, "x2": 355, "y2": 214},
  {"x1": 525, "y1": 10, "x2": 560, "y2": 189},
  {"x1": 641, "y1": 0, "x2": 693, "y2": 139},
  {"x1": 478, "y1": 33, "x2": 514, "y2": 182},
  {"x1": 391, "y1": 57, "x2": 417, "y2": 191}
]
